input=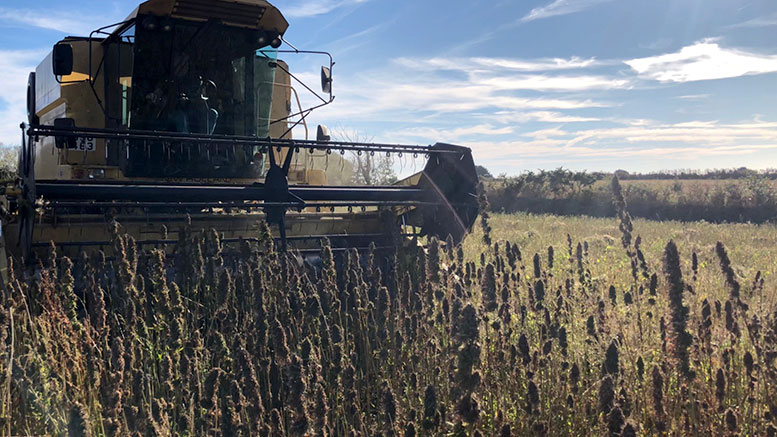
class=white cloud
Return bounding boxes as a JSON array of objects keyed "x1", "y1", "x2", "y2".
[
  {"x1": 521, "y1": 0, "x2": 615, "y2": 23},
  {"x1": 323, "y1": 21, "x2": 392, "y2": 55},
  {"x1": 367, "y1": 116, "x2": 777, "y2": 172},
  {"x1": 0, "y1": 7, "x2": 111, "y2": 34},
  {"x1": 562, "y1": 120, "x2": 777, "y2": 148},
  {"x1": 0, "y1": 49, "x2": 47, "y2": 146},
  {"x1": 470, "y1": 56, "x2": 606, "y2": 71},
  {"x1": 393, "y1": 124, "x2": 515, "y2": 143},
  {"x1": 673, "y1": 94, "x2": 710, "y2": 100},
  {"x1": 474, "y1": 74, "x2": 629, "y2": 91},
  {"x1": 393, "y1": 56, "x2": 627, "y2": 93},
  {"x1": 672, "y1": 121, "x2": 718, "y2": 128},
  {"x1": 283, "y1": 0, "x2": 370, "y2": 18},
  {"x1": 725, "y1": 15, "x2": 777, "y2": 29},
  {"x1": 295, "y1": 54, "x2": 613, "y2": 125},
  {"x1": 486, "y1": 111, "x2": 600, "y2": 123},
  {"x1": 454, "y1": 119, "x2": 777, "y2": 163},
  {"x1": 296, "y1": 42, "x2": 777, "y2": 172},
  {"x1": 625, "y1": 39, "x2": 777, "y2": 83},
  {"x1": 0, "y1": 8, "x2": 118, "y2": 146},
  {"x1": 283, "y1": 58, "x2": 777, "y2": 173},
  {"x1": 315, "y1": 91, "x2": 604, "y2": 130},
  {"x1": 396, "y1": 56, "x2": 605, "y2": 73},
  {"x1": 313, "y1": 78, "x2": 609, "y2": 120}
]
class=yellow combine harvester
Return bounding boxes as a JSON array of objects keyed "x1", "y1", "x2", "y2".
[{"x1": 0, "y1": 0, "x2": 479, "y2": 275}]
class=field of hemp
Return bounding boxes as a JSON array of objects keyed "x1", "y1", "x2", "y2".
[{"x1": 0, "y1": 178, "x2": 776, "y2": 436}]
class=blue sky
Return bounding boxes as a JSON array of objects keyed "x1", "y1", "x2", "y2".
[{"x1": 1, "y1": 0, "x2": 776, "y2": 174}]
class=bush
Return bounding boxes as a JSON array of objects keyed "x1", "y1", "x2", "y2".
[
  {"x1": 0, "y1": 146, "x2": 19, "y2": 180},
  {"x1": 486, "y1": 170, "x2": 777, "y2": 223}
]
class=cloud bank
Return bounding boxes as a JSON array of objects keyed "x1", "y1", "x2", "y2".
[{"x1": 625, "y1": 39, "x2": 777, "y2": 83}]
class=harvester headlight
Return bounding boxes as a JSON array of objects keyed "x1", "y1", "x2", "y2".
[
  {"x1": 87, "y1": 169, "x2": 105, "y2": 179},
  {"x1": 257, "y1": 35, "x2": 267, "y2": 46},
  {"x1": 142, "y1": 16, "x2": 158, "y2": 31},
  {"x1": 270, "y1": 37, "x2": 282, "y2": 49}
]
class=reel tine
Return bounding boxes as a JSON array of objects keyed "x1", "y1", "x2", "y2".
[{"x1": 268, "y1": 143, "x2": 276, "y2": 167}]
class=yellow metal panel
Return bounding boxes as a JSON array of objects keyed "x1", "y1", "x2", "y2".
[
  {"x1": 269, "y1": 60, "x2": 292, "y2": 140},
  {"x1": 3, "y1": 209, "x2": 389, "y2": 260},
  {"x1": 35, "y1": 52, "x2": 60, "y2": 112}
]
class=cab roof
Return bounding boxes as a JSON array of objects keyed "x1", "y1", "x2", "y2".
[{"x1": 126, "y1": 0, "x2": 288, "y2": 34}]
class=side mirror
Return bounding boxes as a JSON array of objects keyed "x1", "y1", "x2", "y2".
[
  {"x1": 317, "y1": 125, "x2": 331, "y2": 142},
  {"x1": 52, "y1": 43, "x2": 74, "y2": 77},
  {"x1": 320, "y1": 66, "x2": 332, "y2": 94}
]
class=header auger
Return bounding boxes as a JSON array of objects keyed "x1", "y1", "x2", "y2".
[{"x1": 0, "y1": 0, "x2": 479, "y2": 279}]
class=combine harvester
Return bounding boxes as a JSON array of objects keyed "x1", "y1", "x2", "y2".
[{"x1": 0, "y1": 0, "x2": 479, "y2": 277}]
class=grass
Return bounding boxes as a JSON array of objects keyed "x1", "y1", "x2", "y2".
[
  {"x1": 0, "y1": 209, "x2": 775, "y2": 436},
  {"x1": 464, "y1": 213, "x2": 777, "y2": 293}
]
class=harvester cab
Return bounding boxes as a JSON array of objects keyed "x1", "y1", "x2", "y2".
[{"x1": 1, "y1": 0, "x2": 480, "y2": 275}]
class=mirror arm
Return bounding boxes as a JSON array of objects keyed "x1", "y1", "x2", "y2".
[
  {"x1": 258, "y1": 49, "x2": 335, "y2": 128},
  {"x1": 271, "y1": 59, "x2": 330, "y2": 105},
  {"x1": 269, "y1": 97, "x2": 335, "y2": 127},
  {"x1": 279, "y1": 35, "x2": 299, "y2": 53},
  {"x1": 278, "y1": 108, "x2": 314, "y2": 141}
]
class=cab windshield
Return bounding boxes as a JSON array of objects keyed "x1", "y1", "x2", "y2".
[{"x1": 130, "y1": 16, "x2": 276, "y2": 137}]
